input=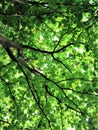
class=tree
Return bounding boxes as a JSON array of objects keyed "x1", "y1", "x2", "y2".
[{"x1": 0, "y1": 0, "x2": 98, "y2": 130}]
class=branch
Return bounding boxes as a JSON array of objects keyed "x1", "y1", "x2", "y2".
[
  {"x1": 22, "y1": 43, "x2": 73, "y2": 54},
  {"x1": 17, "y1": 64, "x2": 52, "y2": 130},
  {"x1": 0, "y1": 35, "x2": 22, "y2": 49},
  {"x1": 0, "y1": 63, "x2": 11, "y2": 70},
  {"x1": 52, "y1": 54, "x2": 72, "y2": 73},
  {"x1": 56, "y1": 77, "x2": 97, "y2": 83},
  {"x1": 62, "y1": 87, "x2": 98, "y2": 96},
  {"x1": 45, "y1": 85, "x2": 83, "y2": 114},
  {"x1": 53, "y1": 43, "x2": 73, "y2": 53},
  {"x1": 0, "y1": 119, "x2": 10, "y2": 124},
  {"x1": 0, "y1": 35, "x2": 73, "y2": 57},
  {"x1": 5, "y1": 48, "x2": 17, "y2": 61}
]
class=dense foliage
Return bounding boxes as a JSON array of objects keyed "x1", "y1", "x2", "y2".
[{"x1": 0, "y1": 0, "x2": 98, "y2": 130}]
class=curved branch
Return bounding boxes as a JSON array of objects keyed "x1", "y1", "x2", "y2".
[
  {"x1": 52, "y1": 54, "x2": 72, "y2": 73},
  {"x1": 0, "y1": 119, "x2": 10, "y2": 124},
  {"x1": 0, "y1": 35, "x2": 73, "y2": 55}
]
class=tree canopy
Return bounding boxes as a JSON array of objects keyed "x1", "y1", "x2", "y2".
[{"x1": 0, "y1": 0, "x2": 98, "y2": 130}]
